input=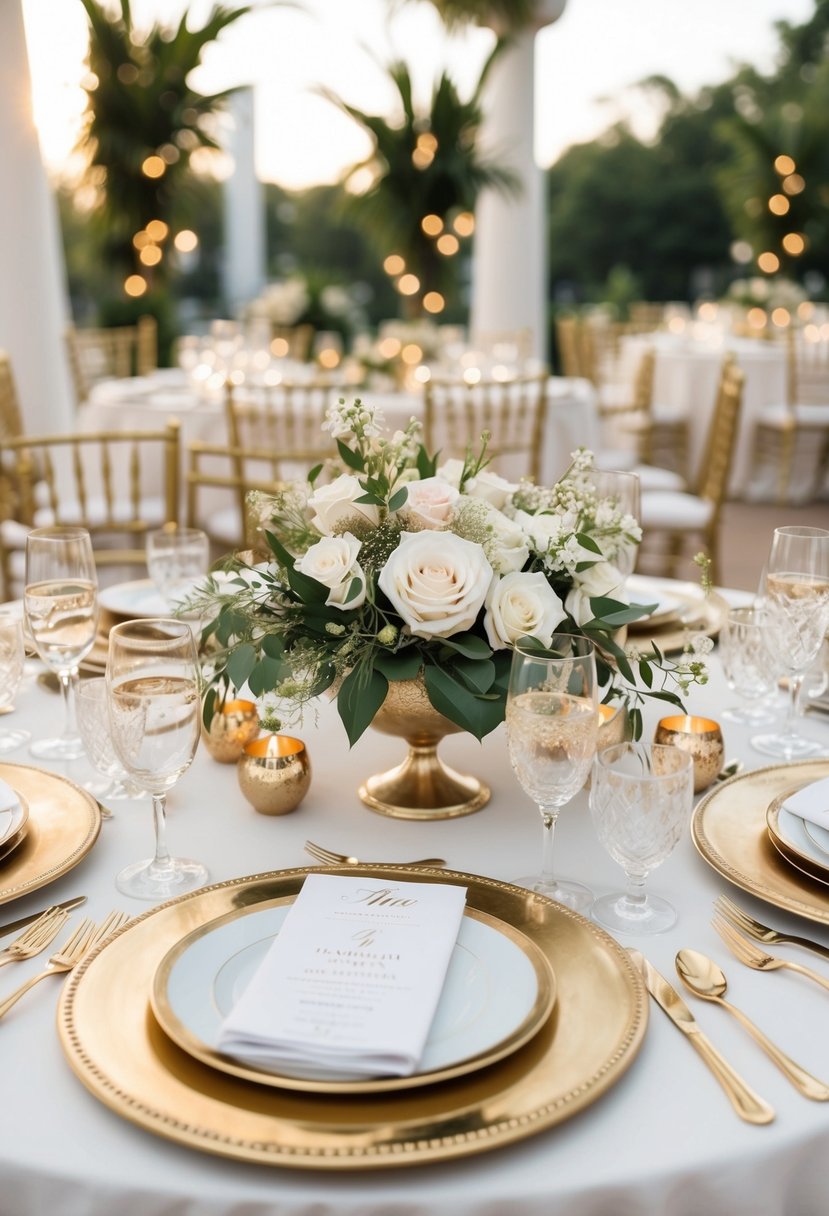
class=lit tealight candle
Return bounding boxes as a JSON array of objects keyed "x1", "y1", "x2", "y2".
[
  {"x1": 653, "y1": 715, "x2": 724, "y2": 793},
  {"x1": 237, "y1": 734, "x2": 311, "y2": 815}
]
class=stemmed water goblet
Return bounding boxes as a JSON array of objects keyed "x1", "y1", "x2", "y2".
[
  {"x1": 751, "y1": 525, "x2": 829, "y2": 759},
  {"x1": 76, "y1": 677, "x2": 144, "y2": 806},
  {"x1": 719, "y1": 605, "x2": 778, "y2": 726},
  {"x1": 107, "y1": 618, "x2": 207, "y2": 899},
  {"x1": 505, "y1": 634, "x2": 598, "y2": 912},
  {"x1": 591, "y1": 469, "x2": 642, "y2": 579},
  {"x1": 146, "y1": 527, "x2": 209, "y2": 613},
  {"x1": 589, "y1": 742, "x2": 694, "y2": 934},
  {"x1": 0, "y1": 615, "x2": 30, "y2": 753},
  {"x1": 24, "y1": 526, "x2": 98, "y2": 760}
]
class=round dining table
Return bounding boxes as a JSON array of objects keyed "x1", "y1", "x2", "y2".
[{"x1": 2, "y1": 586, "x2": 829, "y2": 1216}]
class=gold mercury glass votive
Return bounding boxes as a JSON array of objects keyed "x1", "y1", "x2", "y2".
[
  {"x1": 201, "y1": 699, "x2": 260, "y2": 763},
  {"x1": 237, "y1": 735, "x2": 311, "y2": 815},
  {"x1": 653, "y1": 715, "x2": 724, "y2": 793}
]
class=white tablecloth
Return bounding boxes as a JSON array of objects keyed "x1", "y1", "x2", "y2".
[
  {"x1": 618, "y1": 334, "x2": 788, "y2": 497},
  {"x1": 3, "y1": 592, "x2": 829, "y2": 1215}
]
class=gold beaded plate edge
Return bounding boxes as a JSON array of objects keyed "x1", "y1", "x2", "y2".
[
  {"x1": 0, "y1": 763, "x2": 101, "y2": 905},
  {"x1": 692, "y1": 759, "x2": 829, "y2": 924},
  {"x1": 58, "y1": 866, "x2": 648, "y2": 1171}
]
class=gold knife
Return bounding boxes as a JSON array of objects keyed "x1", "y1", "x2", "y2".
[
  {"x1": 629, "y1": 949, "x2": 774, "y2": 1125},
  {"x1": 0, "y1": 896, "x2": 87, "y2": 940}
]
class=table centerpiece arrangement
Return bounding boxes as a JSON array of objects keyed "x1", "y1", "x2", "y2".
[{"x1": 191, "y1": 398, "x2": 708, "y2": 817}]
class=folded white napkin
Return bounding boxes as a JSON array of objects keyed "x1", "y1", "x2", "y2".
[
  {"x1": 216, "y1": 873, "x2": 467, "y2": 1081},
  {"x1": 783, "y1": 777, "x2": 829, "y2": 830},
  {"x1": 0, "y1": 779, "x2": 20, "y2": 843}
]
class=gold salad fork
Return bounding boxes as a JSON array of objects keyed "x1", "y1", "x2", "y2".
[
  {"x1": 712, "y1": 915, "x2": 829, "y2": 993},
  {"x1": 304, "y1": 840, "x2": 446, "y2": 868},
  {"x1": 0, "y1": 907, "x2": 68, "y2": 969},
  {"x1": 0, "y1": 911, "x2": 130, "y2": 1020},
  {"x1": 714, "y1": 895, "x2": 829, "y2": 963}
]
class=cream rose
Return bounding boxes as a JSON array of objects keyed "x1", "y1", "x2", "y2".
[
  {"x1": 565, "y1": 561, "x2": 626, "y2": 626},
  {"x1": 436, "y1": 458, "x2": 465, "y2": 488},
  {"x1": 378, "y1": 531, "x2": 494, "y2": 639},
  {"x1": 467, "y1": 468, "x2": 518, "y2": 510},
  {"x1": 308, "y1": 474, "x2": 380, "y2": 535},
  {"x1": 400, "y1": 477, "x2": 459, "y2": 530},
  {"x1": 294, "y1": 532, "x2": 366, "y2": 609},
  {"x1": 482, "y1": 506, "x2": 530, "y2": 575},
  {"x1": 484, "y1": 572, "x2": 566, "y2": 649}
]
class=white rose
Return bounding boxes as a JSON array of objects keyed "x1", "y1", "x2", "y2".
[
  {"x1": 467, "y1": 468, "x2": 518, "y2": 510},
  {"x1": 308, "y1": 474, "x2": 380, "y2": 535},
  {"x1": 436, "y1": 458, "x2": 465, "y2": 488},
  {"x1": 484, "y1": 572, "x2": 566, "y2": 649},
  {"x1": 512, "y1": 509, "x2": 565, "y2": 553},
  {"x1": 294, "y1": 532, "x2": 366, "y2": 609},
  {"x1": 565, "y1": 561, "x2": 626, "y2": 626},
  {"x1": 378, "y1": 531, "x2": 494, "y2": 639},
  {"x1": 400, "y1": 476, "x2": 459, "y2": 530},
  {"x1": 483, "y1": 506, "x2": 530, "y2": 574}
]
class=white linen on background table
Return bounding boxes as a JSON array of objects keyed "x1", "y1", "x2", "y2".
[{"x1": 2, "y1": 583, "x2": 829, "y2": 1215}]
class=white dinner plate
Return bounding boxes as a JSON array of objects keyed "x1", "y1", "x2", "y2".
[
  {"x1": 626, "y1": 575, "x2": 682, "y2": 626},
  {"x1": 767, "y1": 797, "x2": 829, "y2": 887},
  {"x1": 98, "y1": 578, "x2": 177, "y2": 619},
  {"x1": 0, "y1": 790, "x2": 28, "y2": 849},
  {"x1": 151, "y1": 901, "x2": 556, "y2": 1094}
]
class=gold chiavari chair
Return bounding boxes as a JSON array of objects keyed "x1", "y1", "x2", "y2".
[
  {"x1": 637, "y1": 359, "x2": 744, "y2": 585},
  {"x1": 0, "y1": 422, "x2": 180, "y2": 599},
  {"x1": 750, "y1": 328, "x2": 829, "y2": 503},
  {"x1": 423, "y1": 371, "x2": 549, "y2": 482},
  {"x1": 0, "y1": 352, "x2": 23, "y2": 442},
  {"x1": 65, "y1": 316, "x2": 158, "y2": 404},
  {"x1": 555, "y1": 315, "x2": 583, "y2": 378},
  {"x1": 186, "y1": 379, "x2": 336, "y2": 550}
]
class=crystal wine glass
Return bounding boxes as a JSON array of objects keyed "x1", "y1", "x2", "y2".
[
  {"x1": 146, "y1": 527, "x2": 209, "y2": 612},
  {"x1": 107, "y1": 618, "x2": 207, "y2": 899},
  {"x1": 76, "y1": 677, "x2": 143, "y2": 804},
  {"x1": 751, "y1": 525, "x2": 829, "y2": 759},
  {"x1": 591, "y1": 468, "x2": 642, "y2": 578},
  {"x1": 24, "y1": 526, "x2": 98, "y2": 760},
  {"x1": 590, "y1": 742, "x2": 694, "y2": 934},
  {"x1": 505, "y1": 634, "x2": 598, "y2": 911},
  {"x1": 719, "y1": 605, "x2": 778, "y2": 725},
  {"x1": 0, "y1": 615, "x2": 30, "y2": 753}
]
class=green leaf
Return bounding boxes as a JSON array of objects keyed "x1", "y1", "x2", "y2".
[
  {"x1": 355, "y1": 492, "x2": 385, "y2": 506},
  {"x1": 226, "y1": 643, "x2": 257, "y2": 691},
  {"x1": 247, "y1": 655, "x2": 284, "y2": 697},
  {"x1": 336, "y1": 439, "x2": 365, "y2": 472},
  {"x1": 647, "y1": 689, "x2": 686, "y2": 706},
  {"x1": 286, "y1": 565, "x2": 330, "y2": 604},
  {"x1": 343, "y1": 576, "x2": 364, "y2": 605},
  {"x1": 416, "y1": 446, "x2": 438, "y2": 479},
  {"x1": 575, "y1": 532, "x2": 604, "y2": 556},
  {"x1": 265, "y1": 531, "x2": 296, "y2": 570},
  {"x1": 261, "y1": 634, "x2": 285, "y2": 659},
  {"x1": 630, "y1": 707, "x2": 643, "y2": 740},
  {"x1": 308, "y1": 662, "x2": 337, "y2": 697},
  {"x1": 202, "y1": 685, "x2": 216, "y2": 729},
  {"x1": 307, "y1": 463, "x2": 323, "y2": 486},
  {"x1": 638, "y1": 658, "x2": 653, "y2": 688},
  {"x1": 388, "y1": 486, "x2": 408, "y2": 512},
  {"x1": 337, "y1": 664, "x2": 389, "y2": 746},
  {"x1": 439, "y1": 632, "x2": 492, "y2": 660},
  {"x1": 453, "y1": 656, "x2": 496, "y2": 694},
  {"x1": 373, "y1": 650, "x2": 423, "y2": 681},
  {"x1": 423, "y1": 666, "x2": 505, "y2": 739}
]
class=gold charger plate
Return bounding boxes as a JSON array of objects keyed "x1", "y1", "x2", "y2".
[
  {"x1": 59, "y1": 866, "x2": 647, "y2": 1170},
  {"x1": 692, "y1": 759, "x2": 829, "y2": 924},
  {"x1": 151, "y1": 903, "x2": 557, "y2": 1095},
  {"x1": 629, "y1": 588, "x2": 728, "y2": 655},
  {"x1": 0, "y1": 763, "x2": 101, "y2": 905}
]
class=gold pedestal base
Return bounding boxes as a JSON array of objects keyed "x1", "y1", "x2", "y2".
[{"x1": 359, "y1": 742, "x2": 490, "y2": 821}]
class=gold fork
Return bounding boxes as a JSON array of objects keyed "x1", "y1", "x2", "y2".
[
  {"x1": 712, "y1": 914, "x2": 829, "y2": 993},
  {"x1": 0, "y1": 907, "x2": 69, "y2": 969},
  {"x1": 304, "y1": 840, "x2": 446, "y2": 868},
  {"x1": 0, "y1": 911, "x2": 130, "y2": 1020},
  {"x1": 714, "y1": 895, "x2": 829, "y2": 963}
]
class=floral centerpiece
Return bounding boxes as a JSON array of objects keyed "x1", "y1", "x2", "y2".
[{"x1": 193, "y1": 399, "x2": 707, "y2": 813}]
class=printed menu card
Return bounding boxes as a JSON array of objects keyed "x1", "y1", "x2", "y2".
[{"x1": 217, "y1": 873, "x2": 467, "y2": 1080}]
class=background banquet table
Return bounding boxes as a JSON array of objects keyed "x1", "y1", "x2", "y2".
[
  {"x1": 2, "y1": 592, "x2": 829, "y2": 1216},
  {"x1": 618, "y1": 332, "x2": 788, "y2": 496}
]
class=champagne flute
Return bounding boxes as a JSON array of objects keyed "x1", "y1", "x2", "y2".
[
  {"x1": 107, "y1": 618, "x2": 207, "y2": 899},
  {"x1": 751, "y1": 525, "x2": 829, "y2": 759},
  {"x1": 505, "y1": 634, "x2": 598, "y2": 911},
  {"x1": 0, "y1": 615, "x2": 30, "y2": 752},
  {"x1": 590, "y1": 743, "x2": 694, "y2": 934},
  {"x1": 24, "y1": 526, "x2": 98, "y2": 760}
]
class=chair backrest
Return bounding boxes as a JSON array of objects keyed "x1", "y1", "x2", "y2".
[
  {"x1": 555, "y1": 316, "x2": 582, "y2": 378},
  {"x1": 694, "y1": 358, "x2": 744, "y2": 508},
  {"x1": 65, "y1": 317, "x2": 158, "y2": 403},
  {"x1": 470, "y1": 328, "x2": 534, "y2": 362},
  {"x1": 423, "y1": 371, "x2": 549, "y2": 482},
  {"x1": 0, "y1": 422, "x2": 180, "y2": 590},
  {"x1": 0, "y1": 352, "x2": 23, "y2": 442},
  {"x1": 787, "y1": 329, "x2": 829, "y2": 408}
]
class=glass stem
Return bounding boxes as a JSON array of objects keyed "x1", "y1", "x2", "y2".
[
  {"x1": 151, "y1": 793, "x2": 173, "y2": 873},
  {"x1": 539, "y1": 806, "x2": 559, "y2": 889},
  {"x1": 59, "y1": 670, "x2": 79, "y2": 741},
  {"x1": 782, "y1": 675, "x2": 803, "y2": 741},
  {"x1": 623, "y1": 870, "x2": 648, "y2": 911}
]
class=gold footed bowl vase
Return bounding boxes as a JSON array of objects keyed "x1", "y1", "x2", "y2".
[{"x1": 358, "y1": 678, "x2": 490, "y2": 821}]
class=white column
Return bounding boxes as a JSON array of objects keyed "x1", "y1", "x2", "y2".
[
  {"x1": 222, "y1": 87, "x2": 267, "y2": 316},
  {"x1": 470, "y1": 1, "x2": 567, "y2": 361},
  {"x1": 1, "y1": 0, "x2": 72, "y2": 431}
]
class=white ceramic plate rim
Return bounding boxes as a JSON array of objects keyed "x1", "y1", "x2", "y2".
[
  {"x1": 98, "y1": 579, "x2": 170, "y2": 618},
  {"x1": 0, "y1": 790, "x2": 27, "y2": 848},
  {"x1": 777, "y1": 805, "x2": 829, "y2": 876}
]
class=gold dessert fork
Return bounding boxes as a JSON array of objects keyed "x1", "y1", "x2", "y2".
[
  {"x1": 714, "y1": 894, "x2": 829, "y2": 962},
  {"x1": 304, "y1": 840, "x2": 446, "y2": 867},
  {"x1": 0, "y1": 911, "x2": 130, "y2": 1020},
  {"x1": 0, "y1": 907, "x2": 68, "y2": 968},
  {"x1": 712, "y1": 914, "x2": 829, "y2": 993}
]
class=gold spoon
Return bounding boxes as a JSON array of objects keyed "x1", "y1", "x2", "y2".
[{"x1": 676, "y1": 948, "x2": 829, "y2": 1102}]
